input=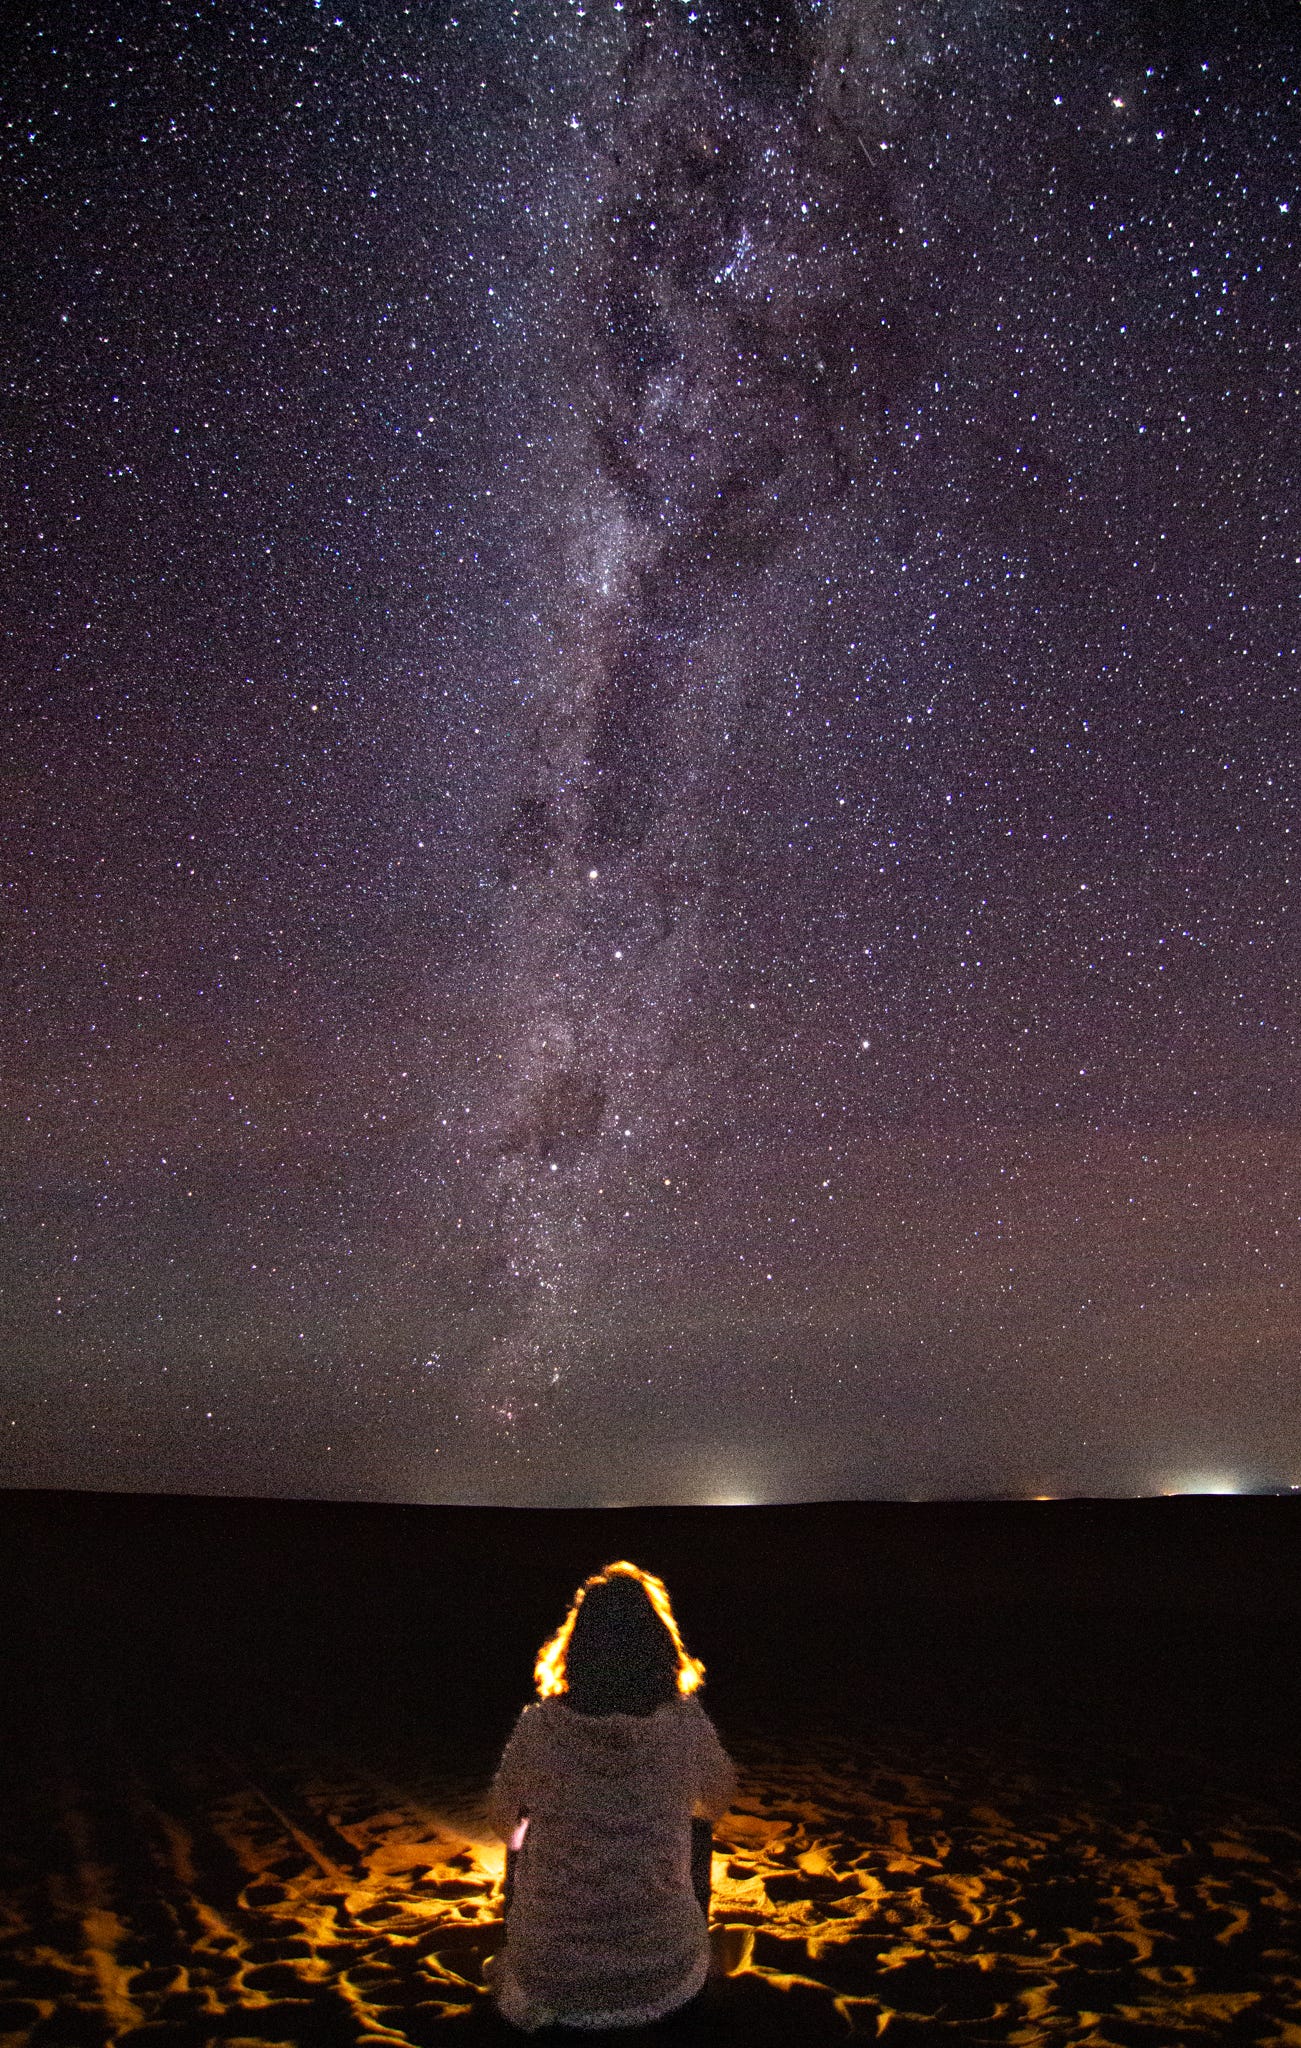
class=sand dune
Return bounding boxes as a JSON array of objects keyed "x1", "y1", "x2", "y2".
[
  {"x1": 2, "y1": 1724, "x2": 1299, "y2": 2044},
  {"x1": 3, "y1": 1489, "x2": 1301, "y2": 2044}
]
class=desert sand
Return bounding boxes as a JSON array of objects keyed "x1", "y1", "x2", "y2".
[{"x1": 1, "y1": 1490, "x2": 1299, "y2": 2045}]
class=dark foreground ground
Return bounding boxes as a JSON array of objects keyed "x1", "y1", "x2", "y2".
[{"x1": 1, "y1": 1490, "x2": 1300, "y2": 2047}]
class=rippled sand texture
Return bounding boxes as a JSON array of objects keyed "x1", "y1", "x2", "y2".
[
  {"x1": 2, "y1": 1728, "x2": 1299, "y2": 2046},
  {"x1": 708, "y1": 1733, "x2": 1301, "y2": 2044}
]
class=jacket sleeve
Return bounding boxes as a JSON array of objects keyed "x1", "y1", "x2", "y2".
[
  {"x1": 689, "y1": 1700, "x2": 738, "y2": 1822},
  {"x1": 488, "y1": 1704, "x2": 538, "y2": 1840}
]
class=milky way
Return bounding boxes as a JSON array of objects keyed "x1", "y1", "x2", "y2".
[
  {"x1": 475, "y1": 7, "x2": 915, "y2": 1422},
  {"x1": 4, "y1": 0, "x2": 1298, "y2": 1504}
]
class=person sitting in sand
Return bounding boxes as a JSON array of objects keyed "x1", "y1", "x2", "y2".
[{"x1": 485, "y1": 1559, "x2": 737, "y2": 2034}]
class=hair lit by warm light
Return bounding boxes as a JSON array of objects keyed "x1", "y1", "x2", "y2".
[{"x1": 534, "y1": 1559, "x2": 706, "y2": 1700}]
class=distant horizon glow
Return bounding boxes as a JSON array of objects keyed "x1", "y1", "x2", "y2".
[{"x1": 1164, "y1": 1477, "x2": 1242, "y2": 1498}]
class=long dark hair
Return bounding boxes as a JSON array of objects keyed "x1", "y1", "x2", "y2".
[{"x1": 534, "y1": 1560, "x2": 705, "y2": 1718}]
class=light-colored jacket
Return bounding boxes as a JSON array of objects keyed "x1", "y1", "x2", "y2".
[{"x1": 488, "y1": 1692, "x2": 737, "y2": 2032}]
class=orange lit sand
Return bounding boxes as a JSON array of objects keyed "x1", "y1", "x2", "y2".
[{"x1": 2, "y1": 1728, "x2": 1299, "y2": 2044}]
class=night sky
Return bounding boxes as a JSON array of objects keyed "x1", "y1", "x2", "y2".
[{"x1": 4, "y1": 0, "x2": 1298, "y2": 1508}]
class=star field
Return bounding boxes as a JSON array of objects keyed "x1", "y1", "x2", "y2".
[{"x1": 4, "y1": 0, "x2": 1298, "y2": 1506}]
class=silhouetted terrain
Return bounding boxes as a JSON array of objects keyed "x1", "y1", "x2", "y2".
[{"x1": 2, "y1": 1490, "x2": 1300, "y2": 2043}]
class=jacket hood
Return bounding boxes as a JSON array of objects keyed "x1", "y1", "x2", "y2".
[{"x1": 546, "y1": 1696, "x2": 680, "y2": 1749}]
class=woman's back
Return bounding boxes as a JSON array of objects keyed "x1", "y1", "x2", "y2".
[{"x1": 486, "y1": 1564, "x2": 737, "y2": 2033}]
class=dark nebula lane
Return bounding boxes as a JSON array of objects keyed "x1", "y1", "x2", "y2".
[{"x1": 3, "y1": 0, "x2": 1298, "y2": 1503}]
